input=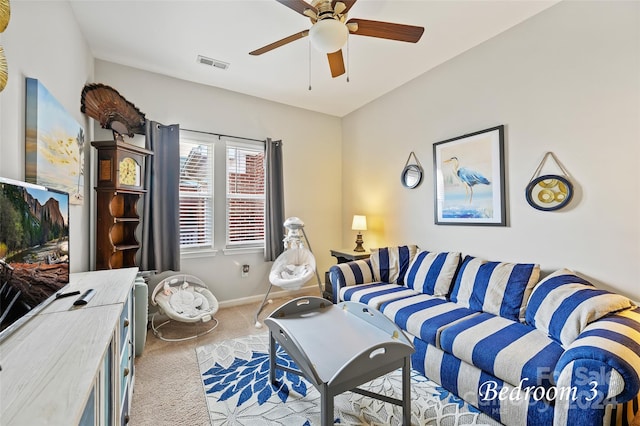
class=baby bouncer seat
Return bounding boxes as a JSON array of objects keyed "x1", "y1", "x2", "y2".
[
  {"x1": 255, "y1": 217, "x2": 323, "y2": 327},
  {"x1": 150, "y1": 274, "x2": 219, "y2": 342}
]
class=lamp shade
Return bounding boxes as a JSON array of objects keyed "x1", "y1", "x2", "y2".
[
  {"x1": 309, "y1": 19, "x2": 348, "y2": 54},
  {"x1": 351, "y1": 215, "x2": 367, "y2": 231}
]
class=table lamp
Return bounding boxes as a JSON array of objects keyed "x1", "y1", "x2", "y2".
[{"x1": 351, "y1": 215, "x2": 367, "y2": 252}]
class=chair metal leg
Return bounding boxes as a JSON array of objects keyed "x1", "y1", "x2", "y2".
[
  {"x1": 320, "y1": 384, "x2": 333, "y2": 426},
  {"x1": 402, "y1": 356, "x2": 411, "y2": 426},
  {"x1": 269, "y1": 331, "x2": 277, "y2": 385},
  {"x1": 254, "y1": 283, "x2": 274, "y2": 327}
]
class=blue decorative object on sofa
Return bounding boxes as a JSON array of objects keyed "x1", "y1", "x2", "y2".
[{"x1": 328, "y1": 246, "x2": 640, "y2": 426}]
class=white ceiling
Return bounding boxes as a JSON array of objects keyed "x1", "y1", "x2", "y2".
[{"x1": 69, "y1": 0, "x2": 558, "y2": 117}]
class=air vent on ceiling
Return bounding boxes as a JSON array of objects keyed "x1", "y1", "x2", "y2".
[{"x1": 197, "y1": 55, "x2": 230, "y2": 70}]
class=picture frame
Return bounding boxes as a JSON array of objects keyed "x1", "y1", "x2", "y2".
[
  {"x1": 433, "y1": 125, "x2": 506, "y2": 226},
  {"x1": 25, "y1": 77, "x2": 85, "y2": 205}
]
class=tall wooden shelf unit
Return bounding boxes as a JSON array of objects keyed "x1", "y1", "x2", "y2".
[{"x1": 92, "y1": 140, "x2": 153, "y2": 270}]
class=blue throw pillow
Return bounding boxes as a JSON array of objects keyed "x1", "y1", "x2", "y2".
[
  {"x1": 405, "y1": 250, "x2": 461, "y2": 296},
  {"x1": 449, "y1": 255, "x2": 540, "y2": 322},
  {"x1": 369, "y1": 245, "x2": 418, "y2": 285},
  {"x1": 525, "y1": 269, "x2": 635, "y2": 347}
]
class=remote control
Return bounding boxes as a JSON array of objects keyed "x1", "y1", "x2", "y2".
[
  {"x1": 56, "y1": 290, "x2": 81, "y2": 299},
  {"x1": 73, "y1": 289, "x2": 96, "y2": 306}
]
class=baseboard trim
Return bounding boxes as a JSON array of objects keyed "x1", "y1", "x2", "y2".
[{"x1": 217, "y1": 284, "x2": 318, "y2": 309}]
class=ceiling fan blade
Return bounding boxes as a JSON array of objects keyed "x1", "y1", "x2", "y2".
[
  {"x1": 327, "y1": 50, "x2": 346, "y2": 78},
  {"x1": 347, "y1": 18, "x2": 424, "y2": 43},
  {"x1": 249, "y1": 30, "x2": 309, "y2": 55},
  {"x1": 276, "y1": 0, "x2": 317, "y2": 17},
  {"x1": 333, "y1": 0, "x2": 357, "y2": 14}
]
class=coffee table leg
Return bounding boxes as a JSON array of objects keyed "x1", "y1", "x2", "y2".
[
  {"x1": 402, "y1": 356, "x2": 411, "y2": 426},
  {"x1": 269, "y1": 331, "x2": 276, "y2": 385},
  {"x1": 320, "y1": 384, "x2": 333, "y2": 426}
]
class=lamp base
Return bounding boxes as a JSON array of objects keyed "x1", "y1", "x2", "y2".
[{"x1": 353, "y1": 232, "x2": 365, "y2": 252}]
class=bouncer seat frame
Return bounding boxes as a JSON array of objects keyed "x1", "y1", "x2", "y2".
[{"x1": 150, "y1": 273, "x2": 219, "y2": 342}]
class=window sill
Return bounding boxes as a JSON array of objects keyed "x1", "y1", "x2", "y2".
[
  {"x1": 180, "y1": 248, "x2": 219, "y2": 260},
  {"x1": 222, "y1": 247, "x2": 264, "y2": 256}
]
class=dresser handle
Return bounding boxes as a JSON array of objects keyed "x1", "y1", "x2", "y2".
[
  {"x1": 124, "y1": 367, "x2": 130, "y2": 377},
  {"x1": 123, "y1": 318, "x2": 129, "y2": 327}
]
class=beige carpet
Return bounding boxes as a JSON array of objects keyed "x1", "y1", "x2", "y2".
[{"x1": 129, "y1": 289, "x2": 318, "y2": 426}]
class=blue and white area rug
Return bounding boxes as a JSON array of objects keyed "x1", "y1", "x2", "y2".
[{"x1": 196, "y1": 333, "x2": 499, "y2": 425}]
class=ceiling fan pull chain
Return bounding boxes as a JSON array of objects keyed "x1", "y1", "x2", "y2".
[
  {"x1": 346, "y1": 35, "x2": 350, "y2": 83},
  {"x1": 308, "y1": 40, "x2": 312, "y2": 91}
]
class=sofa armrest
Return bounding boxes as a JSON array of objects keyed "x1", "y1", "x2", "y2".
[
  {"x1": 551, "y1": 307, "x2": 640, "y2": 424},
  {"x1": 328, "y1": 259, "x2": 374, "y2": 303}
]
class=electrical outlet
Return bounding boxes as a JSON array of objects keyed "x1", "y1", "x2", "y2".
[{"x1": 242, "y1": 264, "x2": 250, "y2": 278}]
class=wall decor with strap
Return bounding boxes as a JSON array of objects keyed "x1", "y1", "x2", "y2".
[
  {"x1": 401, "y1": 151, "x2": 424, "y2": 189},
  {"x1": 525, "y1": 152, "x2": 574, "y2": 211}
]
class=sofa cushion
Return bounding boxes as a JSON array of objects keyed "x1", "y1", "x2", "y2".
[
  {"x1": 525, "y1": 269, "x2": 636, "y2": 347},
  {"x1": 440, "y1": 312, "x2": 564, "y2": 390},
  {"x1": 369, "y1": 245, "x2": 418, "y2": 285},
  {"x1": 404, "y1": 250, "x2": 461, "y2": 297},
  {"x1": 379, "y1": 293, "x2": 479, "y2": 347},
  {"x1": 449, "y1": 255, "x2": 540, "y2": 322},
  {"x1": 339, "y1": 282, "x2": 420, "y2": 309}
]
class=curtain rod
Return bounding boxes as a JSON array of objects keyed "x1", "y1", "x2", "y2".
[{"x1": 181, "y1": 128, "x2": 265, "y2": 143}]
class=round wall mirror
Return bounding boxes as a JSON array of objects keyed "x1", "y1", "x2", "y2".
[{"x1": 401, "y1": 164, "x2": 423, "y2": 189}]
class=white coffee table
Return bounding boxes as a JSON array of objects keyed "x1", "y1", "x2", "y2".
[{"x1": 264, "y1": 296, "x2": 414, "y2": 426}]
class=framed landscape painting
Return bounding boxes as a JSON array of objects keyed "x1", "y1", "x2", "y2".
[
  {"x1": 25, "y1": 77, "x2": 85, "y2": 205},
  {"x1": 433, "y1": 125, "x2": 506, "y2": 226}
]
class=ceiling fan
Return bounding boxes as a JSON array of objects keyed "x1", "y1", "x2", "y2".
[{"x1": 249, "y1": 0, "x2": 425, "y2": 78}]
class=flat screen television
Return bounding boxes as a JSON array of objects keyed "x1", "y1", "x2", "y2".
[{"x1": 0, "y1": 176, "x2": 70, "y2": 343}]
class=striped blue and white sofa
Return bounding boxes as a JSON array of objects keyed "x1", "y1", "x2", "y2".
[{"x1": 329, "y1": 245, "x2": 640, "y2": 425}]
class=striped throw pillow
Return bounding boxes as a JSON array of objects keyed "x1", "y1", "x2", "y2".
[
  {"x1": 369, "y1": 245, "x2": 418, "y2": 285},
  {"x1": 525, "y1": 269, "x2": 636, "y2": 347},
  {"x1": 449, "y1": 255, "x2": 540, "y2": 322},
  {"x1": 405, "y1": 250, "x2": 461, "y2": 296}
]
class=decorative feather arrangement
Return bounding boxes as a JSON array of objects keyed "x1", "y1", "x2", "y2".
[
  {"x1": 0, "y1": 46, "x2": 7, "y2": 93},
  {"x1": 0, "y1": 0, "x2": 9, "y2": 33},
  {"x1": 80, "y1": 83, "x2": 146, "y2": 137},
  {"x1": 0, "y1": 0, "x2": 10, "y2": 93}
]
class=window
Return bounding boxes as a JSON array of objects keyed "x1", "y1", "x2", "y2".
[
  {"x1": 179, "y1": 138, "x2": 213, "y2": 249},
  {"x1": 178, "y1": 131, "x2": 265, "y2": 254},
  {"x1": 226, "y1": 142, "x2": 265, "y2": 248}
]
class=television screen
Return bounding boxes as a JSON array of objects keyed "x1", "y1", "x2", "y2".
[{"x1": 0, "y1": 177, "x2": 70, "y2": 341}]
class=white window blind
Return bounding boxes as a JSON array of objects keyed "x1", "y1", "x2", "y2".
[
  {"x1": 179, "y1": 139, "x2": 213, "y2": 248},
  {"x1": 226, "y1": 141, "x2": 265, "y2": 247}
]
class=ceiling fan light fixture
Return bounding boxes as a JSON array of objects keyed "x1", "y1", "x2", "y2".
[{"x1": 309, "y1": 18, "x2": 348, "y2": 54}]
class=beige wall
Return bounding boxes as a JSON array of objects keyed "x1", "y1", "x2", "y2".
[
  {"x1": 0, "y1": 1, "x2": 94, "y2": 273},
  {"x1": 94, "y1": 61, "x2": 342, "y2": 303},
  {"x1": 341, "y1": 1, "x2": 640, "y2": 300}
]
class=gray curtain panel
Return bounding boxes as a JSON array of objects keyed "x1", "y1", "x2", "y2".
[
  {"x1": 264, "y1": 138, "x2": 285, "y2": 262},
  {"x1": 141, "y1": 120, "x2": 181, "y2": 272}
]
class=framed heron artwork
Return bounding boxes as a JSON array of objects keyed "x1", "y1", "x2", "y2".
[{"x1": 433, "y1": 125, "x2": 506, "y2": 226}]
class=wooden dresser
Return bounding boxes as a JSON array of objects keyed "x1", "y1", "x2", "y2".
[{"x1": 0, "y1": 268, "x2": 138, "y2": 425}]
